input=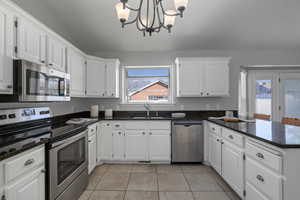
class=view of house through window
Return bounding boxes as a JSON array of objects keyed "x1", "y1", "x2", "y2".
[
  {"x1": 255, "y1": 80, "x2": 272, "y2": 116},
  {"x1": 124, "y1": 67, "x2": 171, "y2": 103}
]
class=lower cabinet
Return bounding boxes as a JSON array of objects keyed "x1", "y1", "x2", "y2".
[
  {"x1": 125, "y1": 131, "x2": 148, "y2": 161},
  {"x1": 209, "y1": 134, "x2": 222, "y2": 174},
  {"x1": 222, "y1": 140, "x2": 244, "y2": 197},
  {"x1": 97, "y1": 121, "x2": 171, "y2": 162},
  {"x1": 149, "y1": 130, "x2": 171, "y2": 161},
  {"x1": 5, "y1": 167, "x2": 45, "y2": 200},
  {"x1": 88, "y1": 132, "x2": 97, "y2": 174}
]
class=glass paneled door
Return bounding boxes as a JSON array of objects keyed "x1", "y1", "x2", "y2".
[
  {"x1": 248, "y1": 72, "x2": 277, "y2": 120},
  {"x1": 279, "y1": 73, "x2": 300, "y2": 120}
]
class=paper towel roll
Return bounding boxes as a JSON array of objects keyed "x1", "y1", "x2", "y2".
[
  {"x1": 90, "y1": 105, "x2": 99, "y2": 118},
  {"x1": 105, "y1": 109, "x2": 113, "y2": 118}
]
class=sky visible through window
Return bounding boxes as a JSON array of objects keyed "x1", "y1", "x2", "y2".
[{"x1": 126, "y1": 68, "x2": 170, "y2": 103}]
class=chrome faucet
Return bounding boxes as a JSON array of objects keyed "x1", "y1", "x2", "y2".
[{"x1": 144, "y1": 103, "x2": 151, "y2": 117}]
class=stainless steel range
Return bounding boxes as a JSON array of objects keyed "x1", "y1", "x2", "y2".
[{"x1": 0, "y1": 107, "x2": 88, "y2": 200}]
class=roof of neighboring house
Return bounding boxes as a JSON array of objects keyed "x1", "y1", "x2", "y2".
[{"x1": 129, "y1": 81, "x2": 168, "y2": 97}]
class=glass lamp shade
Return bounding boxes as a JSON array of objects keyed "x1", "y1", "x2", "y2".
[
  {"x1": 174, "y1": 0, "x2": 189, "y2": 10},
  {"x1": 164, "y1": 10, "x2": 177, "y2": 27},
  {"x1": 115, "y1": 3, "x2": 130, "y2": 21}
]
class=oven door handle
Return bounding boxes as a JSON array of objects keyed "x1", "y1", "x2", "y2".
[{"x1": 51, "y1": 130, "x2": 88, "y2": 149}]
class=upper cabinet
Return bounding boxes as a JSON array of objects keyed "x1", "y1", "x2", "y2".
[
  {"x1": 16, "y1": 17, "x2": 47, "y2": 65},
  {"x1": 0, "y1": 5, "x2": 14, "y2": 94},
  {"x1": 86, "y1": 56, "x2": 106, "y2": 97},
  {"x1": 176, "y1": 57, "x2": 231, "y2": 97},
  {"x1": 86, "y1": 58, "x2": 120, "y2": 98},
  {"x1": 69, "y1": 48, "x2": 86, "y2": 97},
  {"x1": 47, "y1": 35, "x2": 66, "y2": 72}
]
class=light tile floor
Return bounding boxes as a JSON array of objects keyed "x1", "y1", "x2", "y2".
[{"x1": 79, "y1": 164, "x2": 241, "y2": 200}]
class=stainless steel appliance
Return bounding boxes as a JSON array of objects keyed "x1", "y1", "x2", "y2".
[
  {"x1": 48, "y1": 129, "x2": 88, "y2": 200},
  {"x1": 10, "y1": 60, "x2": 70, "y2": 102},
  {"x1": 172, "y1": 121, "x2": 204, "y2": 163}
]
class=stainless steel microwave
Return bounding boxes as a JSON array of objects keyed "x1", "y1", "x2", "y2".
[{"x1": 10, "y1": 60, "x2": 70, "y2": 102}]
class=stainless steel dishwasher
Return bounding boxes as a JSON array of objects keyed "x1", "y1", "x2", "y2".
[{"x1": 172, "y1": 121, "x2": 203, "y2": 163}]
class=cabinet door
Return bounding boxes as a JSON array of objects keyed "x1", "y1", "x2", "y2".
[
  {"x1": 149, "y1": 130, "x2": 171, "y2": 161},
  {"x1": 125, "y1": 131, "x2": 147, "y2": 161},
  {"x1": 106, "y1": 60, "x2": 119, "y2": 98},
  {"x1": 0, "y1": 6, "x2": 13, "y2": 94},
  {"x1": 98, "y1": 123, "x2": 113, "y2": 161},
  {"x1": 205, "y1": 60, "x2": 229, "y2": 96},
  {"x1": 5, "y1": 167, "x2": 45, "y2": 200},
  {"x1": 86, "y1": 59, "x2": 106, "y2": 97},
  {"x1": 17, "y1": 17, "x2": 46, "y2": 64},
  {"x1": 88, "y1": 134, "x2": 97, "y2": 174},
  {"x1": 209, "y1": 134, "x2": 222, "y2": 175},
  {"x1": 47, "y1": 36, "x2": 66, "y2": 72},
  {"x1": 112, "y1": 131, "x2": 125, "y2": 160},
  {"x1": 69, "y1": 49, "x2": 86, "y2": 97},
  {"x1": 177, "y1": 61, "x2": 205, "y2": 97},
  {"x1": 222, "y1": 141, "x2": 244, "y2": 197}
]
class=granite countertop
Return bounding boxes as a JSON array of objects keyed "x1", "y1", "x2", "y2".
[{"x1": 208, "y1": 119, "x2": 300, "y2": 148}]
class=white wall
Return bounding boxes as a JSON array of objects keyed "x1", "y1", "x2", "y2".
[{"x1": 82, "y1": 49, "x2": 300, "y2": 111}]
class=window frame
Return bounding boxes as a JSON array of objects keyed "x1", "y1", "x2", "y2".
[{"x1": 121, "y1": 65, "x2": 174, "y2": 105}]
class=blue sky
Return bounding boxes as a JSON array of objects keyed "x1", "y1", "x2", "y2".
[{"x1": 127, "y1": 68, "x2": 169, "y2": 77}]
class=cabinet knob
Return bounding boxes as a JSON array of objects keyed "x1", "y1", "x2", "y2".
[
  {"x1": 118, "y1": 132, "x2": 122, "y2": 135},
  {"x1": 200, "y1": 92, "x2": 203, "y2": 96},
  {"x1": 88, "y1": 140, "x2": 92, "y2": 143},
  {"x1": 111, "y1": 93, "x2": 114, "y2": 96},
  {"x1": 207, "y1": 92, "x2": 209, "y2": 96},
  {"x1": 102, "y1": 93, "x2": 105, "y2": 96},
  {"x1": 228, "y1": 135, "x2": 234, "y2": 140},
  {"x1": 216, "y1": 139, "x2": 220, "y2": 142},
  {"x1": 256, "y1": 152, "x2": 264, "y2": 159},
  {"x1": 149, "y1": 132, "x2": 152, "y2": 135},
  {"x1": 6, "y1": 85, "x2": 12, "y2": 89},
  {"x1": 49, "y1": 63, "x2": 53, "y2": 66},
  {"x1": 24, "y1": 158, "x2": 35, "y2": 166},
  {"x1": 142, "y1": 132, "x2": 146, "y2": 135},
  {"x1": 41, "y1": 60, "x2": 45, "y2": 63},
  {"x1": 256, "y1": 175, "x2": 264, "y2": 182},
  {"x1": 41, "y1": 169, "x2": 46, "y2": 173}
]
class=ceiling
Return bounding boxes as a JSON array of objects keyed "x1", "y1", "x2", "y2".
[{"x1": 13, "y1": 0, "x2": 300, "y2": 53}]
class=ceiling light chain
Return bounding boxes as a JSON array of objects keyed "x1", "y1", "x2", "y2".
[{"x1": 115, "y1": 0, "x2": 189, "y2": 36}]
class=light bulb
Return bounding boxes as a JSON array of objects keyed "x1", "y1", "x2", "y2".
[
  {"x1": 164, "y1": 10, "x2": 177, "y2": 27},
  {"x1": 115, "y1": 2, "x2": 130, "y2": 22}
]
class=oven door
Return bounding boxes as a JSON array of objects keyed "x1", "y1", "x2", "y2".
[
  {"x1": 20, "y1": 60, "x2": 70, "y2": 101},
  {"x1": 49, "y1": 131, "x2": 88, "y2": 200}
]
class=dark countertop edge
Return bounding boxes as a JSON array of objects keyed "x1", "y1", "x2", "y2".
[
  {"x1": 206, "y1": 119, "x2": 300, "y2": 149},
  {"x1": 97, "y1": 118, "x2": 173, "y2": 121},
  {"x1": 0, "y1": 141, "x2": 46, "y2": 162}
]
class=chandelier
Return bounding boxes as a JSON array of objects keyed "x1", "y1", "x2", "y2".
[{"x1": 115, "y1": 0, "x2": 189, "y2": 36}]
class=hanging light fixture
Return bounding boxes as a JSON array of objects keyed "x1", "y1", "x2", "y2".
[{"x1": 115, "y1": 0, "x2": 189, "y2": 36}]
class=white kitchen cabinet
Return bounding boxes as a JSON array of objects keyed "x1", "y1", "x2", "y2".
[
  {"x1": 0, "y1": 5, "x2": 14, "y2": 94},
  {"x1": 86, "y1": 57, "x2": 106, "y2": 97},
  {"x1": 125, "y1": 130, "x2": 148, "y2": 161},
  {"x1": 105, "y1": 59, "x2": 120, "y2": 98},
  {"x1": 88, "y1": 124, "x2": 97, "y2": 174},
  {"x1": 5, "y1": 167, "x2": 45, "y2": 200},
  {"x1": 69, "y1": 48, "x2": 86, "y2": 97},
  {"x1": 112, "y1": 131, "x2": 125, "y2": 160},
  {"x1": 149, "y1": 130, "x2": 171, "y2": 161},
  {"x1": 176, "y1": 57, "x2": 230, "y2": 97},
  {"x1": 176, "y1": 60, "x2": 205, "y2": 97},
  {"x1": 205, "y1": 59, "x2": 229, "y2": 96},
  {"x1": 47, "y1": 36, "x2": 66, "y2": 72},
  {"x1": 16, "y1": 17, "x2": 46, "y2": 65},
  {"x1": 222, "y1": 140, "x2": 244, "y2": 197},
  {"x1": 98, "y1": 122, "x2": 113, "y2": 161},
  {"x1": 209, "y1": 134, "x2": 222, "y2": 174}
]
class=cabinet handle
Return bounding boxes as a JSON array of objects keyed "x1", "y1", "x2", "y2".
[
  {"x1": 102, "y1": 93, "x2": 105, "y2": 96},
  {"x1": 216, "y1": 139, "x2": 220, "y2": 142},
  {"x1": 256, "y1": 175, "x2": 264, "y2": 182},
  {"x1": 207, "y1": 92, "x2": 209, "y2": 96},
  {"x1": 111, "y1": 93, "x2": 114, "y2": 96},
  {"x1": 212, "y1": 127, "x2": 215, "y2": 131},
  {"x1": 41, "y1": 60, "x2": 45, "y2": 63},
  {"x1": 142, "y1": 132, "x2": 146, "y2": 135},
  {"x1": 115, "y1": 124, "x2": 120, "y2": 127},
  {"x1": 1, "y1": 195, "x2": 6, "y2": 200},
  {"x1": 149, "y1": 132, "x2": 152, "y2": 135},
  {"x1": 200, "y1": 92, "x2": 203, "y2": 96},
  {"x1": 88, "y1": 140, "x2": 92, "y2": 143},
  {"x1": 49, "y1": 63, "x2": 53, "y2": 66},
  {"x1": 256, "y1": 153, "x2": 264, "y2": 159},
  {"x1": 6, "y1": 85, "x2": 12, "y2": 89},
  {"x1": 24, "y1": 158, "x2": 35, "y2": 166},
  {"x1": 41, "y1": 169, "x2": 46, "y2": 173},
  {"x1": 118, "y1": 132, "x2": 122, "y2": 135},
  {"x1": 229, "y1": 135, "x2": 234, "y2": 140}
]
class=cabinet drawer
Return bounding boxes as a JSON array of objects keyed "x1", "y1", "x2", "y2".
[
  {"x1": 5, "y1": 146, "x2": 45, "y2": 183},
  {"x1": 208, "y1": 123, "x2": 221, "y2": 136},
  {"x1": 246, "y1": 158, "x2": 282, "y2": 200},
  {"x1": 246, "y1": 141, "x2": 282, "y2": 173},
  {"x1": 124, "y1": 121, "x2": 147, "y2": 130},
  {"x1": 88, "y1": 123, "x2": 97, "y2": 137},
  {"x1": 149, "y1": 121, "x2": 170, "y2": 130},
  {"x1": 246, "y1": 182, "x2": 269, "y2": 200},
  {"x1": 112, "y1": 122, "x2": 123, "y2": 130},
  {"x1": 222, "y1": 128, "x2": 244, "y2": 148}
]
